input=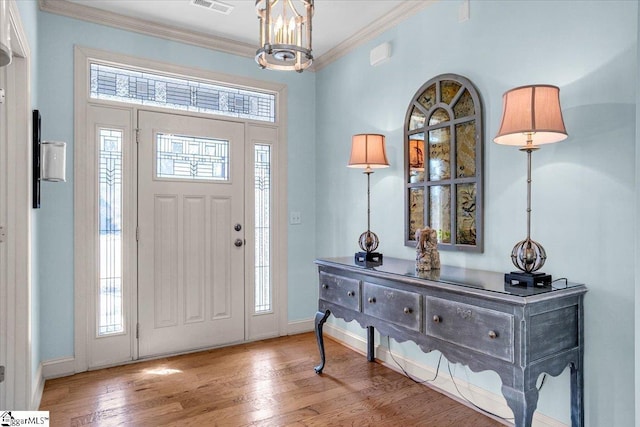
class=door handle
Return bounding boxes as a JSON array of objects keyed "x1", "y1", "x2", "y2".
[{"x1": 234, "y1": 238, "x2": 244, "y2": 247}]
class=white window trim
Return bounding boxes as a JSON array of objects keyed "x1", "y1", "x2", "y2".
[{"x1": 74, "y1": 46, "x2": 288, "y2": 372}]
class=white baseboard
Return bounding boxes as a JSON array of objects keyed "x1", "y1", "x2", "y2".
[
  {"x1": 323, "y1": 323, "x2": 567, "y2": 427},
  {"x1": 41, "y1": 357, "x2": 76, "y2": 379},
  {"x1": 287, "y1": 318, "x2": 314, "y2": 335},
  {"x1": 30, "y1": 363, "x2": 44, "y2": 410}
]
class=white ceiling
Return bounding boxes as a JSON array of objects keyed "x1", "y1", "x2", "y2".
[{"x1": 62, "y1": 0, "x2": 427, "y2": 61}]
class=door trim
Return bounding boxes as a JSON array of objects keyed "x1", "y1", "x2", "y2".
[
  {"x1": 0, "y1": 0, "x2": 35, "y2": 409},
  {"x1": 74, "y1": 46, "x2": 288, "y2": 372}
]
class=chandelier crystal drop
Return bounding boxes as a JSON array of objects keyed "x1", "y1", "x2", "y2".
[{"x1": 255, "y1": 0, "x2": 314, "y2": 72}]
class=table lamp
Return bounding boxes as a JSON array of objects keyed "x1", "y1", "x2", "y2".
[
  {"x1": 494, "y1": 85, "x2": 567, "y2": 287},
  {"x1": 348, "y1": 134, "x2": 389, "y2": 266}
]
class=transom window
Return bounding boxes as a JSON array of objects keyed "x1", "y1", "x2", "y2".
[{"x1": 90, "y1": 63, "x2": 276, "y2": 123}]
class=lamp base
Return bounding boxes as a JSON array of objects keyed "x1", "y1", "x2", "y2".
[
  {"x1": 504, "y1": 271, "x2": 552, "y2": 288},
  {"x1": 355, "y1": 251, "x2": 383, "y2": 267}
]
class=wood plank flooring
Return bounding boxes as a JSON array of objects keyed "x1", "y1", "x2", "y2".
[{"x1": 40, "y1": 333, "x2": 506, "y2": 426}]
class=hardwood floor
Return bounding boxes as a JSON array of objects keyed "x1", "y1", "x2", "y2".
[{"x1": 40, "y1": 333, "x2": 506, "y2": 426}]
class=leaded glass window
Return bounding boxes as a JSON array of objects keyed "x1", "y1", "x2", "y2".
[
  {"x1": 255, "y1": 144, "x2": 271, "y2": 313},
  {"x1": 404, "y1": 74, "x2": 483, "y2": 252},
  {"x1": 156, "y1": 133, "x2": 229, "y2": 181},
  {"x1": 99, "y1": 128, "x2": 124, "y2": 335},
  {"x1": 90, "y1": 63, "x2": 276, "y2": 123}
]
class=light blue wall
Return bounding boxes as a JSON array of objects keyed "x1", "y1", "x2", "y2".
[
  {"x1": 15, "y1": 0, "x2": 41, "y2": 389},
  {"x1": 35, "y1": 11, "x2": 317, "y2": 360},
  {"x1": 16, "y1": 0, "x2": 639, "y2": 424},
  {"x1": 315, "y1": 1, "x2": 636, "y2": 425}
]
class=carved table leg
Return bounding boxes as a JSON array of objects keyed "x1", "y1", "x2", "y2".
[
  {"x1": 314, "y1": 310, "x2": 331, "y2": 374},
  {"x1": 367, "y1": 326, "x2": 375, "y2": 362},
  {"x1": 502, "y1": 385, "x2": 538, "y2": 427},
  {"x1": 570, "y1": 361, "x2": 584, "y2": 427}
]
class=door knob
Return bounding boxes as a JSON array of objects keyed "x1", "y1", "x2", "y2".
[
  {"x1": 234, "y1": 238, "x2": 243, "y2": 247},
  {"x1": 234, "y1": 224, "x2": 242, "y2": 231}
]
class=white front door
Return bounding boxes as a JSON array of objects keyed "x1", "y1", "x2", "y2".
[{"x1": 137, "y1": 110, "x2": 245, "y2": 358}]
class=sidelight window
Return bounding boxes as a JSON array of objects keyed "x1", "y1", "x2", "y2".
[
  {"x1": 254, "y1": 144, "x2": 271, "y2": 313},
  {"x1": 98, "y1": 128, "x2": 124, "y2": 335}
]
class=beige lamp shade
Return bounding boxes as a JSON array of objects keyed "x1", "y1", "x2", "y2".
[
  {"x1": 348, "y1": 134, "x2": 390, "y2": 169},
  {"x1": 494, "y1": 85, "x2": 568, "y2": 147}
]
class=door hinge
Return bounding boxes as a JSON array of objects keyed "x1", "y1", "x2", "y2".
[
  {"x1": 136, "y1": 323, "x2": 140, "y2": 339},
  {"x1": 136, "y1": 226, "x2": 139, "y2": 241},
  {"x1": 135, "y1": 128, "x2": 140, "y2": 144},
  {"x1": 0, "y1": 366, "x2": 5, "y2": 383},
  {"x1": 0, "y1": 88, "x2": 5, "y2": 105}
]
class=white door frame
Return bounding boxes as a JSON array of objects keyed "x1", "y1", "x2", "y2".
[
  {"x1": 0, "y1": 0, "x2": 35, "y2": 409},
  {"x1": 73, "y1": 46, "x2": 288, "y2": 372}
]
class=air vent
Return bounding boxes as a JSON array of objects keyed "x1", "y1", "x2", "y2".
[{"x1": 191, "y1": 0, "x2": 234, "y2": 15}]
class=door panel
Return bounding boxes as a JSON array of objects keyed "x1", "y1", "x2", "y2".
[{"x1": 138, "y1": 110, "x2": 245, "y2": 358}]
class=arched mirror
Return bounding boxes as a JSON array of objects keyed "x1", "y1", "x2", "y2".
[{"x1": 404, "y1": 74, "x2": 483, "y2": 252}]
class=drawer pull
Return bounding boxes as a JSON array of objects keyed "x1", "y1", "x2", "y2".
[
  {"x1": 432, "y1": 315, "x2": 441, "y2": 323},
  {"x1": 403, "y1": 307, "x2": 411, "y2": 314},
  {"x1": 488, "y1": 330, "x2": 498, "y2": 339},
  {"x1": 347, "y1": 291, "x2": 354, "y2": 297},
  {"x1": 368, "y1": 297, "x2": 376, "y2": 304},
  {"x1": 322, "y1": 283, "x2": 328, "y2": 289}
]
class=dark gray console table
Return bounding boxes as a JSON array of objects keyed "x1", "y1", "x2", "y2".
[{"x1": 314, "y1": 257, "x2": 586, "y2": 427}]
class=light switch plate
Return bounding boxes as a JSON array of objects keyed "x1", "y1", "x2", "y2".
[{"x1": 289, "y1": 211, "x2": 302, "y2": 225}]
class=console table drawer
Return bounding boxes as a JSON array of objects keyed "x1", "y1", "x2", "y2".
[
  {"x1": 363, "y1": 282, "x2": 421, "y2": 332},
  {"x1": 425, "y1": 297, "x2": 514, "y2": 362},
  {"x1": 319, "y1": 272, "x2": 360, "y2": 311}
]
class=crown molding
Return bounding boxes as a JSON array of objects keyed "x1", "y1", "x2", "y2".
[
  {"x1": 38, "y1": 0, "x2": 256, "y2": 59},
  {"x1": 312, "y1": 1, "x2": 437, "y2": 71},
  {"x1": 38, "y1": 0, "x2": 435, "y2": 72}
]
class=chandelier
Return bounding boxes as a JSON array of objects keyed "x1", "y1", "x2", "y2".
[{"x1": 255, "y1": 0, "x2": 314, "y2": 72}]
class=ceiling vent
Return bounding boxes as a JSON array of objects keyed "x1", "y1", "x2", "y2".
[{"x1": 191, "y1": 0, "x2": 234, "y2": 15}]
